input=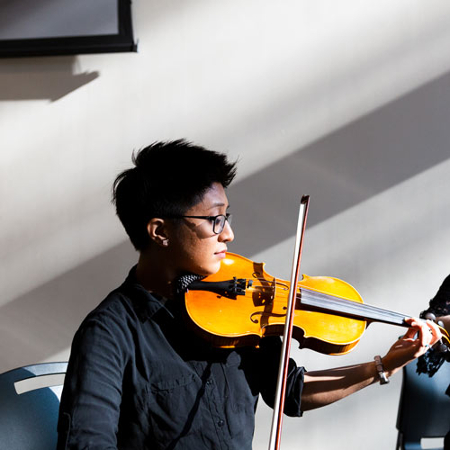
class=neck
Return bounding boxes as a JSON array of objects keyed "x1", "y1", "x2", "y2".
[{"x1": 135, "y1": 249, "x2": 177, "y2": 299}]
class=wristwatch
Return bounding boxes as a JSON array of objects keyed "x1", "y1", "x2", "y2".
[{"x1": 374, "y1": 355, "x2": 390, "y2": 385}]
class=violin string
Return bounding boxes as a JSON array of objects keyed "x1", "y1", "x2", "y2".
[
  {"x1": 297, "y1": 289, "x2": 407, "y2": 325},
  {"x1": 247, "y1": 278, "x2": 449, "y2": 334},
  {"x1": 298, "y1": 287, "x2": 401, "y2": 316},
  {"x1": 255, "y1": 279, "x2": 404, "y2": 319},
  {"x1": 247, "y1": 279, "x2": 407, "y2": 325}
]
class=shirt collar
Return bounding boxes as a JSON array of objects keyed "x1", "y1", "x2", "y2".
[{"x1": 120, "y1": 265, "x2": 174, "y2": 322}]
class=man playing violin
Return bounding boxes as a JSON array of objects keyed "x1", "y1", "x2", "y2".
[{"x1": 57, "y1": 140, "x2": 442, "y2": 449}]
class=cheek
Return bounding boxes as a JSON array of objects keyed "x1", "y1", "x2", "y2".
[{"x1": 184, "y1": 240, "x2": 221, "y2": 275}]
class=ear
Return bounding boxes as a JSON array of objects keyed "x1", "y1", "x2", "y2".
[{"x1": 147, "y1": 218, "x2": 170, "y2": 247}]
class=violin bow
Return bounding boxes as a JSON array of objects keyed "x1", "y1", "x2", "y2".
[{"x1": 268, "y1": 195, "x2": 310, "y2": 450}]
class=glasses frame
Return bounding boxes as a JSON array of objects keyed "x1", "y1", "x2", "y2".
[{"x1": 169, "y1": 213, "x2": 232, "y2": 235}]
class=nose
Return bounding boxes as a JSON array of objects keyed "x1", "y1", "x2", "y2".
[{"x1": 219, "y1": 220, "x2": 234, "y2": 243}]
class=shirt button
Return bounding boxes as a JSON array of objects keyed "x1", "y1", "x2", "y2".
[{"x1": 217, "y1": 420, "x2": 225, "y2": 427}]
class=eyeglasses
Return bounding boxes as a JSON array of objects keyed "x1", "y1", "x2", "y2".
[{"x1": 170, "y1": 213, "x2": 232, "y2": 234}]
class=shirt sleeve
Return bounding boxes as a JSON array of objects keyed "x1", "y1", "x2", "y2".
[
  {"x1": 57, "y1": 313, "x2": 128, "y2": 449},
  {"x1": 257, "y1": 337, "x2": 305, "y2": 417}
]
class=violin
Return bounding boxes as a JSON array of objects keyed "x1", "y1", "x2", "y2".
[{"x1": 183, "y1": 252, "x2": 450, "y2": 354}]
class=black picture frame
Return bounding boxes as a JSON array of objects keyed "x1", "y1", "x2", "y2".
[{"x1": 0, "y1": 0, "x2": 137, "y2": 58}]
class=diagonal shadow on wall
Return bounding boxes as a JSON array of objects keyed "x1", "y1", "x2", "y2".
[
  {"x1": 0, "y1": 56, "x2": 98, "y2": 101},
  {"x1": 227, "y1": 69, "x2": 450, "y2": 257},
  {"x1": 0, "y1": 241, "x2": 136, "y2": 372},
  {"x1": 2, "y1": 69, "x2": 450, "y2": 371}
]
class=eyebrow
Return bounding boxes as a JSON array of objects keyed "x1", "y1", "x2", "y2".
[{"x1": 207, "y1": 202, "x2": 230, "y2": 210}]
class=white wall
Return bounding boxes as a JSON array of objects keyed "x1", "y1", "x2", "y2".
[{"x1": 1, "y1": 1, "x2": 450, "y2": 448}]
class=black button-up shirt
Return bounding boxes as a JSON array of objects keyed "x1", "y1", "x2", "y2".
[{"x1": 58, "y1": 268, "x2": 305, "y2": 449}]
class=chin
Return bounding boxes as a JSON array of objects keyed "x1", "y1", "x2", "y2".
[{"x1": 198, "y1": 262, "x2": 221, "y2": 277}]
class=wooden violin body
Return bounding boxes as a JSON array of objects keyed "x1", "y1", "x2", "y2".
[
  {"x1": 184, "y1": 253, "x2": 450, "y2": 354},
  {"x1": 185, "y1": 252, "x2": 367, "y2": 355}
]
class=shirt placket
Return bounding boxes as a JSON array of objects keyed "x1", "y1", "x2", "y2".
[{"x1": 192, "y1": 360, "x2": 231, "y2": 450}]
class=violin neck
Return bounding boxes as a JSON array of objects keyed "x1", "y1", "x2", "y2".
[{"x1": 299, "y1": 288, "x2": 409, "y2": 327}]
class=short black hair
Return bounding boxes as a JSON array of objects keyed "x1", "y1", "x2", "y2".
[{"x1": 112, "y1": 140, "x2": 237, "y2": 251}]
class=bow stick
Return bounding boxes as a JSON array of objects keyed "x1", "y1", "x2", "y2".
[{"x1": 268, "y1": 195, "x2": 310, "y2": 450}]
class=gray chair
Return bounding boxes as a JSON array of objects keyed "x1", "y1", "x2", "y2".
[
  {"x1": 396, "y1": 361, "x2": 450, "y2": 450},
  {"x1": 0, "y1": 362, "x2": 67, "y2": 450}
]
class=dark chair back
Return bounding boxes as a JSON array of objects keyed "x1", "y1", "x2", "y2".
[
  {"x1": 396, "y1": 361, "x2": 450, "y2": 450},
  {"x1": 0, "y1": 362, "x2": 67, "y2": 450}
]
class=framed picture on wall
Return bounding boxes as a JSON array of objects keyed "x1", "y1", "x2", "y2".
[{"x1": 0, "y1": 0, "x2": 136, "y2": 58}]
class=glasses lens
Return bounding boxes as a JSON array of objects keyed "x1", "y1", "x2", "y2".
[
  {"x1": 213, "y1": 215, "x2": 225, "y2": 234},
  {"x1": 213, "y1": 214, "x2": 232, "y2": 234}
]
